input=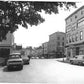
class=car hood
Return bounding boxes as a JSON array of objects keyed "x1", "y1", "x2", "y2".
[
  {"x1": 22, "y1": 57, "x2": 29, "y2": 59},
  {"x1": 22, "y1": 58, "x2": 29, "y2": 60},
  {"x1": 8, "y1": 58, "x2": 23, "y2": 62}
]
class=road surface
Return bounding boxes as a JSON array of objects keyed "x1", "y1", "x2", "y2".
[{"x1": 0, "y1": 59, "x2": 84, "y2": 84}]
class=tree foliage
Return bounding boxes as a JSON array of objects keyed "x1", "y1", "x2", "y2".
[{"x1": 0, "y1": 1, "x2": 77, "y2": 41}]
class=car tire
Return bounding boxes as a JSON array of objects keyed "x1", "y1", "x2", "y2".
[
  {"x1": 7, "y1": 66, "x2": 11, "y2": 70},
  {"x1": 70, "y1": 60, "x2": 73, "y2": 64},
  {"x1": 19, "y1": 65, "x2": 23, "y2": 70},
  {"x1": 27, "y1": 61, "x2": 29, "y2": 64},
  {"x1": 78, "y1": 62, "x2": 82, "y2": 66}
]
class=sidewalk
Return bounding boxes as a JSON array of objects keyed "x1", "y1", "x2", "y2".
[{"x1": 56, "y1": 57, "x2": 70, "y2": 63}]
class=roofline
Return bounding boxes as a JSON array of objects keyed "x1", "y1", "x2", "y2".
[
  {"x1": 49, "y1": 31, "x2": 65, "y2": 36},
  {"x1": 65, "y1": 5, "x2": 84, "y2": 20}
]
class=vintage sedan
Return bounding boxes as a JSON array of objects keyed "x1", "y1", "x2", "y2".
[
  {"x1": 70, "y1": 55, "x2": 84, "y2": 65},
  {"x1": 7, "y1": 53, "x2": 23, "y2": 70}
]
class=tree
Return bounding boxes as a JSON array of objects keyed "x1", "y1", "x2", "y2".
[{"x1": 0, "y1": 1, "x2": 77, "y2": 41}]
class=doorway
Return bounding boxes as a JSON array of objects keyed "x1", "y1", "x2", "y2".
[{"x1": 76, "y1": 47, "x2": 79, "y2": 55}]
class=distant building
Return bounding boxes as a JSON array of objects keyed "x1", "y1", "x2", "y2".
[
  {"x1": 0, "y1": 31, "x2": 14, "y2": 58},
  {"x1": 25, "y1": 47, "x2": 33, "y2": 56},
  {"x1": 42, "y1": 42, "x2": 48, "y2": 58},
  {"x1": 34, "y1": 46, "x2": 43, "y2": 58},
  {"x1": 65, "y1": 5, "x2": 84, "y2": 60},
  {"x1": 13, "y1": 44, "x2": 23, "y2": 53},
  {"x1": 16, "y1": 45, "x2": 22, "y2": 50},
  {"x1": 48, "y1": 32, "x2": 65, "y2": 58}
]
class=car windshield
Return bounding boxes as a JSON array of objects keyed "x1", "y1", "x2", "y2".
[{"x1": 9, "y1": 55, "x2": 21, "y2": 59}]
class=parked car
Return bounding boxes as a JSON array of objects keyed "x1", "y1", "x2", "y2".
[
  {"x1": 70, "y1": 55, "x2": 84, "y2": 65},
  {"x1": 22, "y1": 56, "x2": 30, "y2": 65},
  {"x1": 7, "y1": 53, "x2": 23, "y2": 70}
]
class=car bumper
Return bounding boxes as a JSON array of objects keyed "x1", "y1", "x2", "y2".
[
  {"x1": 7, "y1": 63, "x2": 23, "y2": 68},
  {"x1": 81, "y1": 62, "x2": 84, "y2": 64}
]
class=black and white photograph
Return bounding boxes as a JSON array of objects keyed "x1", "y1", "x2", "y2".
[{"x1": 0, "y1": 0, "x2": 84, "y2": 84}]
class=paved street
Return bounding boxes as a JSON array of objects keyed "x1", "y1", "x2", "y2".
[{"x1": 0, "y1": 59, "x2": 84, "y2": 84}]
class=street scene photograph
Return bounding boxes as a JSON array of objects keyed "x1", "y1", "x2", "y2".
[{"x1": 0, "y1": 0, "x2": 84, "y2": 84}]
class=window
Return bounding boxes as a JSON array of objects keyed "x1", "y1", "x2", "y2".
[
  {"x1": 75, "y1": 15, "x2": 77, "y2": 19},
  {"x1": 57, "y1": 42, "x2": 60, "y2": 46},
  {"x1": 66, "y1": 25, "x2": 71, "y2": 32},
  {"x1": 69, "y1": 35, "x2": 72, "y2": 43},
  {"x1": 57, "y1": 37, "x2": 60, "y2": 40},
  {"x1": 66, "y1": 39, "x2": 68, "y2": 44},
  {"x1": 66, "y1": 34, "x2": 69, "y2": 44},
  {"x1": 72, "y1": 23, "x2": 76, "y2": 31},
  {"x1": 62, "y1": 37, "x2": 64, "y2": 40},
  {"x1": 81, "y1": 10, "x2": 84, "y2": 15},
  {"x1": 70, "y1": 18, "x2": 72, "y2": 22},
  {"x1": 75, "y1": 32, "x2": 78, "y2": 41},
  {"x1": 72, "y1": 34, "x2": 75, "y2": 42},
  {"x1": 78, "y1": 18, "x2": 84, "y2": 28},
  {"x1": 62, "y1": 42, "x2": 64, "y2": 46},
  {"x1": 81, "y1": 11, "x2": 83, "y2": 15},
  {"x1": 80, "y1": 31, "x2": 83, "y2": 40},
  {"x1": 78, "y1": 21, "x2": 84, "y2": 28}
]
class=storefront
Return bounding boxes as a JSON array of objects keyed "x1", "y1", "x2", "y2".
[
  {"x1": 65, "y1": 43, "x2": 84, "y2": 60},
  {"x1": 0, "y1": 45, "x2": 13, "y2": 58}
]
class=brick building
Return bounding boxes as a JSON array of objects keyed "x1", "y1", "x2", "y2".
[
  {"x1": 65, "y1": 5, "x2": 84, "y2": 60},
  {"x1": 42, "y1": 42, "x2": 48, "y2": 58},
  {"x1": 48, "y1": 32, "x2": 65, "y2": 58},
  {"x1": 0, "y1": 31, "x2": 14, "y2": 58}
]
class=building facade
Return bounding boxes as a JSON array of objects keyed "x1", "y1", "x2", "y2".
[
  {"x1": 48, "y1": 32, "x2": 65, "y2": 58},
  {"x1": 42, "y1": 42, "x2": 48, "y2": 58},
  {"x1": 65, "y1": 5, "x2": 84, "y2": 60},
  {"x1": 0, "y1": 31, "x2": 14, "y2": 58},
  {"x1": 34, "y1": 46, "x2": 43, "y2": 58}
]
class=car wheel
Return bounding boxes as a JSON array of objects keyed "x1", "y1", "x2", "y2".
[
  {"x1": 19, "y1": 65, "x2": 23, "y2": 70},
  {"x1": 70, "y1": 60, "x2": 73, "y2": 64},
  {"x1": 78, "y1": 62, "x2": 82, "y2": 66},
  {"x1": 7, "y1": 66, "x2": 11, "y2": 70},
  {"x1": 27, "y1": 61, "x2": 29, "y2": 64}
]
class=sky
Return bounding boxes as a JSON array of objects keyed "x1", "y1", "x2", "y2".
[{"x1": 14, "y1": 1, "x2": 84, "y2": 48}]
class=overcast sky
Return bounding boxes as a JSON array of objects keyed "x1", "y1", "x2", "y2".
[{"x1": 14, "y1": 1, "x2": 84, "y2": 48}]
